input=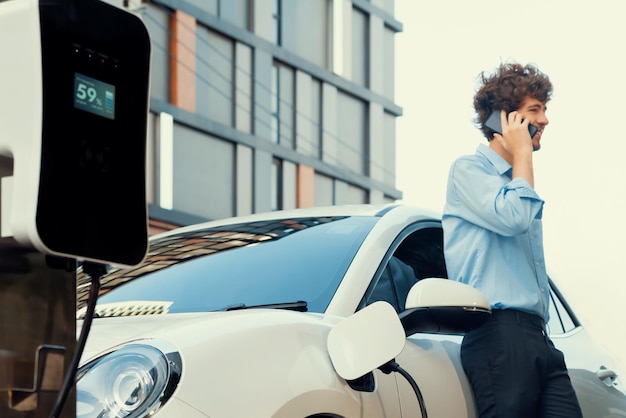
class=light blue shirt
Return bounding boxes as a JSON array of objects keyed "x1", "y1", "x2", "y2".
[{"x1": 442, "y1": 144, "x2": 550, "y2": 321}]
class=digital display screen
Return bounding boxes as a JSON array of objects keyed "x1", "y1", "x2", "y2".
[{"x1": 74, "y1": 73, "x2": 115, "y2": 119}]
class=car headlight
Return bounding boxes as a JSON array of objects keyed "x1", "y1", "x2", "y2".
[{"x1": 76, "y1": 341, "x2": 182, "y2": 418}]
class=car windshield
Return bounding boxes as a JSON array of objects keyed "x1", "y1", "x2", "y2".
[{"x1": 77, "y1": 215, "x2": 378, "y2": 316}]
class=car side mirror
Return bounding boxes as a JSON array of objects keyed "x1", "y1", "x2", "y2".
[
  {"x1": 327, "y1": 301, "x2": 405, "y2": 381},
  {"x1": 399, "y1": 278, "x2": 491, "y2": 335}
]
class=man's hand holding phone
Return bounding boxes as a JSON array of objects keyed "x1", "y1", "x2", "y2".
[
  {"x1": 486, "y1": 110, "x2": 536, "y2": 187},
  {"x1": 485, "y1": 110, "x2": 537, "y2": 156}
]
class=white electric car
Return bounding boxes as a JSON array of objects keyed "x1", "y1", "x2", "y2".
[{"x1": 76, "y1": 204, "x2": 626, "y2": 417}]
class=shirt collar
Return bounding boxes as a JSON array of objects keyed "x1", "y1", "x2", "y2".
[{"x1": 476, "y1": 143, "x2": 511, "y2": 176}]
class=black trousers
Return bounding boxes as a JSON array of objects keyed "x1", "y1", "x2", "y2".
[{"x1": 461, "y1": 309, "x2": 583, "y2": 418}]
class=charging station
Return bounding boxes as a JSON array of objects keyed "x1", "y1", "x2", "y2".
[
  {"x1": 0, "y1": 0, "x2": 151, "y2": 415},
  {"x1": 3, "y1": 0, "x2": 151, "y2": 267}
]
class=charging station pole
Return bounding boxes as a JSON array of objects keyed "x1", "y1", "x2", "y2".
[{"x1": 0, "y1": 239, "x2": 76, "y2": 418}]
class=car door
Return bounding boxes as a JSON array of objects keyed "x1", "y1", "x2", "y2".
[
  {"x1": 546, "y1": 281, "x2": 626, "y2": 417},
  {"x1": 361, "y1": 222, "x2": 476, "y2": 417},
  {"x1": 362, "y1": 220, "x2": 626, "y2": 417}
]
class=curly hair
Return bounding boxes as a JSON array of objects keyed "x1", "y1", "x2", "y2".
[{"x1": 474, "y1": 62, "x2": 553, "y2": 139}]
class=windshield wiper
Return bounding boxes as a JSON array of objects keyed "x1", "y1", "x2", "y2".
[{"x1": 224, "y1": 301, "x2": 308, "y2": 312}]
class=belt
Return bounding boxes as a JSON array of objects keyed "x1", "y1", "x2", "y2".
[{"x1": 490, "y1": 309, "x2": 546, "y2": 331}]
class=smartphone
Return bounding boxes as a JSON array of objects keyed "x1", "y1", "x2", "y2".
[{"x1": 485, "y1": 110, "x2": 538, "y2": 138}]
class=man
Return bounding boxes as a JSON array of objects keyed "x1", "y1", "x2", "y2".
[{"x1": 442, "y1": 62, "x2": 582, "y2": 417}]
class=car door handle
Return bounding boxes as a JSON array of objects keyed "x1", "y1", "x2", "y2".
[{"x1": 597, "y1": 367, "x2": 618, "y2": 386}]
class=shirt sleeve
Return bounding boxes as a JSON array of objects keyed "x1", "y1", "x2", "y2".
[{"x1": 446, "y1": 156, "x2": 544, "y2": 237}]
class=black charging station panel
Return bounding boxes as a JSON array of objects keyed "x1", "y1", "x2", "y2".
[{"x1": 37, "y1": 0, "x2": 150, "y2": 266}]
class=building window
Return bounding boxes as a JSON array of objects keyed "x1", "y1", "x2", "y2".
[
  {"x1": 337, "y1": 91, "x2": 368, "y2": 175},
  {"x1": 314, "y1": 174, "x2": 368, "y2": 206},
  {"x1": 298, "y1": 76, "x2": 323, "y2": 159},
  {"x1": 311, "y1": 78, "x2": 323, "y2": 159},
  {"x1": 173, "y1": 125, "x2": 235, "y2": 220},
  {"x1": 221, "y1": 0, "x2": 251, "y2": 30},
  {"x1": 383, "y1": 26, "x2": 395, "y2": 100},
  {"x1": 314, "y1": 172, "x2": 334, "y2": 207},
  {"x1": 383, "y1": 111, "x2": 396, "y2": 184},
  {"x1": 235, "y1": 43, "x2": 253, "y2": 134},
  {"x1": 141, "y1": 4, "x2": 170, "y2": 103},
  {"x1": 281, "y1": 0, "x2": 330, "y2": 68},
  {"x1": 271, "y1": 61, "x2": 295, "y2": 148},
  {"x1": 184, "y1": 0, "x2": 218, "y2": 16},
  {"x1": 196, "y1": 26, "x2": 235, "y2": 127},
  {"x1": 336, "y1": 180, "x2": 368, "y2": 205},
  {"x1": 271, "y1": 65, "x2": 279, "y2": 143},
  {"x1": 351, "y1": 7, "x2": 369, "y2": 87}
]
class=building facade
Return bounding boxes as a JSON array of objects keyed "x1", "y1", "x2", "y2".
[{"x1": 125, "y1": 0, "x2": 403, "y2": 233}]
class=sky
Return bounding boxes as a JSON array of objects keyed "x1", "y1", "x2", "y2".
[{"x1": 395, "y1": 0, "x2": 626, "y2": 370}]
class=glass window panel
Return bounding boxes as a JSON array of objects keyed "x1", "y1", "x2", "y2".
[
  {"x1": 271, "y1": 64, "x2": 279, "y2": 143},
  {"x1": 335, "y1": 180, "x2": 368, "y2": 205},
  {"x1": 235, "y1": 43, "x2": 253, "y2": 134},
  {"x1": 221, "y1": 0, "x2": 249, "y2": 30},
  {"x1": 141, "y1": 4, "x2": 170, "y2": 102},
  {"x1": 351, "y1": 7, "x2": 369, "y2": 87},
  {"x1": 383, "y1": 111, "x2": 396, "y2": 184},
  {"x1": 185, "y1": 0, "x2": 218, "y2": 15},
  {"x1": 196, "y1": 26, "x2": 234, "y2": 127},
  {"x1": 251, "y1": 0, "x2": 276, "y2": 42},
  {"x1": 282, "y1": 161, "x2": 297, "y2": 210},
  {"x1": 278, "y1": 64, "x2": 295, "y2": 149},
  {"x1": 271, "y1": 62, "x2": 295, "y2": 148},
  {"x1": 314, "y1": 173, "x2": 334, "y2": 206},
  {"x1": 337, "y1": 91, "x2": 367, "y2": 175},
  {"x1": 173, "y1": 124, "x2": 234, "y2": 220},
  {"x1": 310, "y1": 78, "x2": 323, "y2": 159},
  {"x1": 236, "y1": 145, "x2": 253, "y2": 216},
  {"x1": 383, "y1": 27, "x2": 395, "y2": 100},
  {"x1": 281, "y1": 0, "x2": 329, "y2": 67}
]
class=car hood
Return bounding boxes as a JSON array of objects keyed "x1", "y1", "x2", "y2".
[
  {"x1": 77, "y1": 309, "x2": 373, "y2": 417},
  {"x1": 79, "y1": 309, "x2": 334, "y2": 362}
]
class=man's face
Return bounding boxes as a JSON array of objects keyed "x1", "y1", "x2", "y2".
[{"x1": 517, "y1": 97, "x2": 549, "y2": 151}]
